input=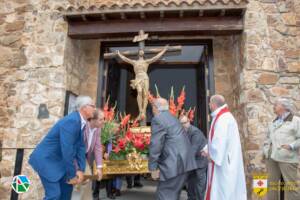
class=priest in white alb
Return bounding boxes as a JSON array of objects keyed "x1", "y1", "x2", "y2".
[{"x1": 203, "y1": 95, "x2": 247, "y2": 200}]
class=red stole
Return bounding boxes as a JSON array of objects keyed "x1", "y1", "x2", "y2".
[{"x1": 205, "y1": 107, "x2": 229, "y2": 200}]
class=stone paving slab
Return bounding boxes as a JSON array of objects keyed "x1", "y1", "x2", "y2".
[{"x1": 72, "y1": 179, "x2": 188, "y2": 200}]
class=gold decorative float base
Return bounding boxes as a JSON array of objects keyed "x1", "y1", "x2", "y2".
[
  {"x1": 102, "y1": 159, "x2": 149, "y2": 175},
  {"x1": 84, "y1": 160, "x2": 149, "y2": 180},
  {"x1": 84, "y1": 126, "x2": 151, "y2": 180}
]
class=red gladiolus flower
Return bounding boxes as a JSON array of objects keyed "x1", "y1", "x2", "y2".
[
  {"x1": 120, "y1": 114, "x2": 131, "y2": 128},
  {"x1": 188, "y1": 107, "x2": 195, "y2": 122},
  {"x1": 177, "y1": 87, "x2": 186, "y2": 112},
  {"x1": 105, "y1": 107, "x2": 113, "y2": 121},
  {"x1": 125, "y1": 131, "x2": 133, "y2": 142},
  {"x1": 113, "y1": 145, "x2": 121, "y2": 153},
  {"x1": 134, "y1": 133, "x2": 143, "y2": 140},
  {"x1": 132, "y1": 118, "x2": 139, "y2": 127},
  {"x1": 144, "y1": 135, "x2": 151, "y2": 145},
  {"x1": 169, "y1": 98, "x2": 177, "y2": 116},
  {"x1": 104, "y1": 102, "x2": 109, "y2": 112},
  {"x1": 118, "y1": 138, "x2": 127, "y2": 149},
  {"x1": 133, "y1": 138, "x2": 145, "y2": 150}
]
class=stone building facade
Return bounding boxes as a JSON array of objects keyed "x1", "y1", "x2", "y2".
[{"x1": 0, "y1": 0, "x2": 299, "y2": 199}]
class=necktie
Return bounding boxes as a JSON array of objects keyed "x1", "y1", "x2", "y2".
[{"x1": 81, "y1": 124, "x2": 87, "y2": 144}]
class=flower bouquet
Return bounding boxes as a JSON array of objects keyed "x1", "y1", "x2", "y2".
[
  {"x1": 101, "y1": 98, "x2": 118, "y2": 146},
  {"x1": 149, "y1": 85, "x2": 196, "y2": 121},
  {"x1": 109, "y1": 114, "x2": 151, "y2": 161}
]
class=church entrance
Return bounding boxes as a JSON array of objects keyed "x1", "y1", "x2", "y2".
[{"x1": 98, "y1": 40, "x2": 214, "y2": 134}]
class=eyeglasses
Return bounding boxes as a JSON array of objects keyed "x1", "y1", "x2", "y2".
[
  {"x1": 87, "y1": 104, "x2": 95, "y2": 108},
  {"x1": 181, "y1": 121, "x2": 189, "y2": 125}
]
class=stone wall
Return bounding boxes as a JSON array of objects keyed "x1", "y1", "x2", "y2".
[
  {"x1": 0, "y1": 0, "x2": 69, "y2": 199},
  {"x1": 0, "y1": 0, "x2": 100, "y2": 199},
  {"x1": 241, "y1": 0, "x2": 300, "y2": 199},
  {"x1": 214, "y1": 36, "x2": 242, "y2": 112},
  {"x1": 64, "y1": 38, "x2": 100, "y2": 101},
  {"x1": 0, "y1": 0, "x2": 299, "y2": 199}
]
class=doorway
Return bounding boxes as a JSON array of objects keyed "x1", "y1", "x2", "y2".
[{"x1": 98, "y1": 40, "x2": 214, "y2": 135}]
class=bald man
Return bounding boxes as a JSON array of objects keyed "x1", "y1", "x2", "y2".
[
  {"x1": 204, "y1": 95, "x2": 246, "y2": 200},
  {"x1": 149, "y1": 98, "x2": 197, "y2": 200}
]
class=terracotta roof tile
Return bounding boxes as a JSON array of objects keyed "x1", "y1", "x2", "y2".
[{"x1": 57, "y1": 0, "x2": 248, "y2": 14}]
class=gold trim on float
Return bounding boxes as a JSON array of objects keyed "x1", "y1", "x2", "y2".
[
  {"x1": 130, "y1": 126, "x2": 151, "y2": 133},
  {"x1": 85, "y1": 160, "x2": 149, "y2": 180}
]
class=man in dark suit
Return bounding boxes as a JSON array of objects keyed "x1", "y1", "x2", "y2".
[
  {"x1": 29, "y1": 96, "x2": 95, "y2": 200},
  {"x1": 180, "y1": 115, "x2": 208, "y2": 200},
  {"x1": 149, "y1": 98, "x2": 197, "y2": 200}
]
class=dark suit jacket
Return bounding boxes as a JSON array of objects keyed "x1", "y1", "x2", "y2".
[
  {"x1": 29, "y1": 111, "x2": 86, "y2": 182},
  {"x1": 186, "y1": 125, "x2": 208, "y2": 169},
  {"x1": 149, "y1": 111, "x2": 197, "y2": 181}
]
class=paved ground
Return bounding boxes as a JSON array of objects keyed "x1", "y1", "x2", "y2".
[{"x1": 72, "y1": 178, "x2": 188, "y2": 200}]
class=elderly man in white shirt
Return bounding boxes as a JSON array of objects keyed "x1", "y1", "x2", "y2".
[{"x1": 263, "y1": 98, "x2": 300, "y2": 200}]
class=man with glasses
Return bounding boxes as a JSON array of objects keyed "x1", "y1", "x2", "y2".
[
  {"x1": 74, "y1": 109, "x2": 105, "y2": 200},
  {"x1": 29, "y1": 96, "x2": 96, "y2": 200},
  {"x1": 179, "y1": 115, "x2": 208, "y2": 200}
]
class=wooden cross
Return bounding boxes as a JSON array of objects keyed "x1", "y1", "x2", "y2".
[{"x1": 104, "y1": 30, "x2": 181, "y2": 59}]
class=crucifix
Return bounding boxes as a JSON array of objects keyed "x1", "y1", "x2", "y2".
[{"x1": 104, "y1": 30, "x2": 181, "y2": 125}]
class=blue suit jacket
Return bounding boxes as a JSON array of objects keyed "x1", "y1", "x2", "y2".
[{"x1": 29, "y1": 111, "x2": 86, "y2": 182}]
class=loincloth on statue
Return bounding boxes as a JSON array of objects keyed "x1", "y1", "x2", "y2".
[{"x1": 130, "y1": 78, "x2": 148, "y2": 90}]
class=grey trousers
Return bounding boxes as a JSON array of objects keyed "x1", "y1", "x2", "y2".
[
  {"x1": 187, "y1": 168, "x2": 207, "y2": 200},
  {"x1": 157, "y1": 173, "x2": 188, "y2": 200},
  {"x1": 267, "y1": 159, "x2": 300, "y2": 200}
]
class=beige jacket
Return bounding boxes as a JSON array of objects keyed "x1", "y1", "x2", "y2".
[{"x1": 263, "y1": 114, "x2": 300, "y2": 163}]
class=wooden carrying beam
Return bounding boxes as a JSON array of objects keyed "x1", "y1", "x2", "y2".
[{"x1": 68, "y1": 17, "x2": 243, "y2": 39}]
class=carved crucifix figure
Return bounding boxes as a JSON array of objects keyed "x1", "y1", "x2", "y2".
[{"x1": 104, "y1": 30, "x2": 181, "y2": 123}]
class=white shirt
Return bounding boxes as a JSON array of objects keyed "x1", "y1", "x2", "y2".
[
  {"x1": 86, "y1": 125, "x2": 102, "y2": 169},
  {"x1": 79, "y1": 112, "x2": 87, "y2": 131},
  {"x1": 86, "y1": 127, "x2": 96, "y2": 153}
]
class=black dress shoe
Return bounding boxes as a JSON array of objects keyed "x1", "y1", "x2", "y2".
[
  {"x1": 107, "y1": 194, "x2": 116, "y2": 199},
  {"x1": 133, "y1": 182, "x2": 143, "y2": 188},
  {"x1": 115, "y1": 189, "x2": 121, "y2": 196},
  {"x1": 92, "y1": 194, "x2": 100, "y2": 200},
  {"x1": 127, "y1": 184, "x2": 133, "y2": 189}
]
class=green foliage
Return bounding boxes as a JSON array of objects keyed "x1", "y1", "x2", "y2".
[{"x1": 101, "y1": 121, "x2": 116, "y2": 145}]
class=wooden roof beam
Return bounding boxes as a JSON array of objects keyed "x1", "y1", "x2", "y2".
[
  {"x1": 81, "y1": 14, "x2": 87, "y2": 21},
  {"x1": 101, "y1": 13, "x2": 106, "y2": 20},
  {"x1": 160, "y1": 11, "x2": 164, "y2": 19},
  {"x1": 68, "y1": 16, "x2": 244, "y2": 39},
  {"x1": 179, "y1": 10, "x2": 184, "y2": 18},
  {"x1": 220, "y1": 10, "x2": 226, "y2": 16},
  {"x1": 198, "y1": 10, "x2": 204, "y2": 17},
  {"x1": 120, "y1": 12, "x2": 126, "y2": 20},
  {"x1": 140, "y1": 12, "x2": 146, "y2": 19}
]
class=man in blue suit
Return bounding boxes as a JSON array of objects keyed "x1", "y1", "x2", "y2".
[{"x1": 29, "y1": 96, "x2": 96, "y2": 200}]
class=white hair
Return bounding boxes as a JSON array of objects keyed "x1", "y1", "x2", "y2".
[
  {"x1": 75, "y1": 96, "x2": 93, "y2": 111},
  {"x1": 153, "y1": 99, "x2": 169, "y2": 111},
  {"x1": 276, "y1": 98, "x2": 294, "y2": 113}
]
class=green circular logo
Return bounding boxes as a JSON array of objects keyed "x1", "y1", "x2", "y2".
[{"x1": 11, "y1": 175, "x2": 30, "y2": 194}]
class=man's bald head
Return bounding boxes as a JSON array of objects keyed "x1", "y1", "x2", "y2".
[
  {"x1": 209, "y1": 95, "x2": 226, "y2": 112},
  {"x1": 153, "y1": 98, "x2": 169, "y2": 111},
  {"x1": 152, "y1": 98, "x2": 169, "y2": 115}
]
